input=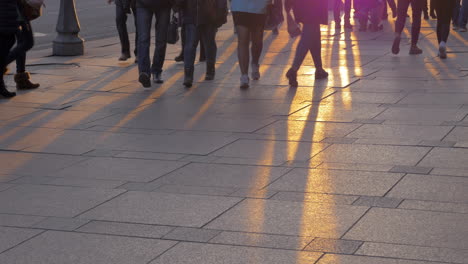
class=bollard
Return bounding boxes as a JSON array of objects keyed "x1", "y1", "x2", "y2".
[{"x1": 52, "y1": 0, "x2": 84, "y2": 56}]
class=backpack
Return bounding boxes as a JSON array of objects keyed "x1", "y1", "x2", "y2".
[{"x1": 20, "y1": 0, "x2": 44, "y2": 21}]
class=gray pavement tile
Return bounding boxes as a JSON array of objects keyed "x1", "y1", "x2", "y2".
[
  {"x1": 418, "y1": 140, "x2": 456, "y2": 147},
  {"x1": 0, "y1": 184, "x2": 124, "y2": 217},
  {"x1": 352, "y1": 119, "x2": 385, "y2": 124},
  {"x1": 387, "y1": 174, "x2": 468, "y2": 203},
  {"x1": 0, "y1": 231, "x2": 176, "y2": 264},
  {"x1": 220, "y1": 101, "x2": 311, "y2": 116},
  {"x1": 0, "y1": 226, "x2": 42, "y2": 252},
  {"x1": 0, "y1": 127, "x2": 64, "y2": 151},
  {"x1": 455, "y1": 141, "x2": 468, "y2": 147},
  {"x1": 115, "y1": 151, "x2": 185, "y2": 160},
  {"x1": 389, "y1": 166, "x2": 433, "y2": 174},
  {"x1": 211, "y1": 139, "x2": 329, "y2": 162},
  {"x1": 10, "y1": 176, "x2": 57, "y2": 185},
  {"x1": 82, "y1": 149, "x2": 124, "y2": 157},
  {"x1": 271, "y1": 192, "x2": 359, "y2": 205},
  {"x1": 320, "y1": 137, "x2": 357, "y2": 144},
  {"x1": 79, "y1": 191, "x2": 242, "y2": 227},
  {"x1": 320, "y1": 91, "x2": 406, "y2": 104},
  {"x1": 228, "y1": 189, "x2": 278, "y2": 199},
  {"x1": 156, "y1": 163, "x2": 290, "y2": 189},
  {"x1": 267, "y1": 168, "x2": 403, "y2": 196},
  {"x1": 316, "y1": 254, "x2": 447, "y2": 264},
  {"x1": 344, "y1": 208, "x2": 468, "y2": 249},
  {"x1": 0, "y1": 183, "x2": 14, "y2": 192},
  {"x1": 32, "y1": 217, "x2": 89, "y2": 231},
  {"x1": 399, "y1": 200, "x2": 468, "y2": 214},
  {"x1": 163, "y1": 227, "x2": 221, "y2": 242},
  {"x1": 346, "y1": 124, "x2": 452, "y2": 141},
  {"x1": 118, "y1": 182, "x2": 162, "y2": 191},
  {"x1": 444, "y1": 127, "x2": 468, "y2": 142},
  {"x1": 356, "y1": 242, "x2": 468, "y2": 264},
  {"x1": 430, "y1": 168, "x2": 468, "y2": 177},
  {"x1": 419, "y1": 148, "x2": 468, "y2": 169},
  {"x1": 290, "y1": 105, "x2": 385, "y2": 122},
  {"x1": 210, "y1": 156, "x2": 287, "y2": 166},
  {"x1": 149, "y1": 242, "x2": 323, "y2": 264},
  {"x1": 46, "y1": 177, "x2": 126, "y2": 189},
  {"x1": 352, "y1": 196, "x2": 403, "y2": 208},
  {"x1": 177, "y1": 155, "x2": 220, "y2": 163},
  {"x1": 210, "y1": 231, "x2": 313, "y2": 250},
  {"x1": 206, "y1": 199, "x2": 368, "y2": 237},
  {"x1": 0, "y1": 106, "x2": 40, "y2": 121},
  {"x1": 77, "y1": 221, "x2": 174, "y2": 238},
  {"x1": 376, "y1": 108, "x2": 468, "y2": 122},
  {"x1": 154, "y1": 184, "x2": 237, "y2": 196},
  {"x1": 305, "y1": 238, "x2": 363, "y2": 254},
  {"x1": 354, "y1": 138, "x2": 422, "y2": 146},
  {"x1": 0, "y1": 174, "x2": 22, "y2": 183},
  {"x1": 0, "y1": 214, "x2": 46, "y2": 228},
  {"x1": 399, "y1": 93, "x2": 468, "y2": 105},
  {"x1": 317, "y1": 162, "x2": 394, "y2": 172},
  {"x1": 53, "y1": 157, "x2": 187, "y2": 182},
  {"x1": 310, "y1": 144, "x2": 431, "y2": 166}
]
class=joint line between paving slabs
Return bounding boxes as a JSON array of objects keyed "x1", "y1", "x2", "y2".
[
  {"x1": 145, "y1": 241, "x2": 181, "y2": 264},
  {"x1": 251, "y1": 119, "x2": 281, "y2": 134},
  {"x1": 259, "y1": 167, "x2": 295, "y2": 190},
  {"x1": 339, "y1": 206, "x2": 372, "y2": 240},
  {"x1": 0, "y1": 229, "x2": 46, "y2": 255},
  {"x1": 72, "y1": 190, "x2": 129, "y2": 218},
  {"x1": 382, "y1": 173, "x2": 407, "y2": 198},
  {"x1": 201, "y1": 198, "x2": 246, "y2": 229},
  {"x1": 439, "y1": 125, "x2": 457, "y2": 142},
  {"x1": 414, "y1": 146, "x2": 435, "y2": 167}
]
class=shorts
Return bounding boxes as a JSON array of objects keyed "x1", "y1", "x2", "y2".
[{"x1": 232, "y1": 12, "x2": 266, "y2": 30}]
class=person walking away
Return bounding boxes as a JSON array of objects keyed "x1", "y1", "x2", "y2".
[
  {"x1": 108, "y1": 0, "x2": 138, "y2": 62},
  {"x1": 5, "y1": 0, "x2": 40, "y2": 91},
  {"x1": 231, "y1": 0, "x2": 271, "y2": 89},
  {"x1": 334, "y1": 0, "x2": 353, "y2": 29},
  {"x1": 422, "y1": 0, "x2": 429, "y2": 19},
  {"x1": 382, "y1": 0, "x2": 397, "y2": 19},
  {"x1": 453, "y1": 0, "x2": 461, "y2": 30},
  {"x1": 174, "y1": 24, "x2": 206, "y2": 62},
  {"x1": 434, "y1": 0, "x2": 457, "y2": 59},
  {"x1": 176, "y1": 0, "x2": 228, "y2": 88},
  {"x1": 391, "y1": 0, "x2": 424, "y2": 55},
  {"x1": 359, "y1": 0, "x2": 385, "y2": 32},
  {"x1": 286, "y1": 0, "x2": 328, "y2": 87},
  {"x1": 458, "y1": 0, "x2": 468, "y2": 31},
  {"x1": 429, "y1": 0, "x2": 436, "y2": 19},
  {"x1": 0, "y1": 0, "x2": 18, "y2": 98},
  {"x1": 135, "y1": 0, "x2": 172, "y2": 87}
]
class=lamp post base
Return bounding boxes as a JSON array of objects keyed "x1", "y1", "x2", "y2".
[{"x1": 53, "y1": 34, "x2": 84, "y2": 56}]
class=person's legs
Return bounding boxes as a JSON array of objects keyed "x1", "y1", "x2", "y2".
[
  {"x1": 410, "y1": 0, "x2": 423, "y2": 46},
  {"x1": 344, "y1": 0, "x2": 353, "y2": 26},
  {"x1": 388, "y1": 0, "x2": 397, "y2": 15},
  {"x1": 430, "y1": 0, "x2": 436, "y2": 18},
  {"x1": 459, "y1": 0, "x2": 468, "y2": 30},
  {"x1": 116, "y1": 4, "x2": 131, "y2": 59},
  {"x1": 151, "y1": 7, "x2": 170, "y2": 82},
  {"x1": 392, "y1": 0, "x2": 411, "y2": 54},
  {"x1": 334, "y1": 0, "x2": 343, "y2": 27},
  {"x1": 0, "y1": 33, "x2": 17, "y2": 97},
  {"x1": 183, "y1": 23, "x2": 198, "y2": 87},
  {"x1": 176, "y1": 25, "x2": 186, "y2": 61},
  {"x1": 250, "y1": 25, "x2": 264, "y2": 68},
  {"x1": 131, "y1": 6, "x2": 138, "y2": 58},
  {"x1": 307, "y1": 22, "x2": 325, "y2": 74},
  {"x1": 235, "y1": 24, "x2": 250, "y2": 88},
  {"x1": 199, "y1": 25, "x2": 217, "y2": 80},
  {"x1": 423, "y1": 0, "x2": 429, "y2": 19},
  {"x1": 136, "y1": 7, "x2": 153, "y2": 87},
  {"x1": 435, "y1": 0, "x2": 457, "y2": 58},
  {"x1": 453, "y1": 0, "x2": 461, "y2": 27}
]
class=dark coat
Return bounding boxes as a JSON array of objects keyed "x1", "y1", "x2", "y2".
[
  {"x1": 0, "y1": 0, "x2": 18, "y2": 34},
  {"x1": 176, "y1": 0, "x2": 227, "y2": 26},
  {"x1": 290, "y1": 0, "x2": 328, "y2": 25},
  {"x1": 136, "y1": 0, "x2": 173, "y2": 10}
]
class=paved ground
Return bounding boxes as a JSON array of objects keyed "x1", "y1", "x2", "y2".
[{"x1": 1, "y1": 13, "x2": 468, "y2": 264}]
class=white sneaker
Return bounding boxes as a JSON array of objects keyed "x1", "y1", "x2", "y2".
[
  {"x1": 240, "y1": 74, "x2": 250, "y2": 89},
  {"x1": 251, "y1": 64, "x2": 260, "y2": 80},
  {"x1": 439, "y1": 42, "x2": 447, "y2": 59}
]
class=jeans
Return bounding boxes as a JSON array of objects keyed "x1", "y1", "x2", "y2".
[
  {"x1": 453, "y1": 0, "x2": 461, "y2": 26},
  {"x1": 136, "y1": 7, "x2": 170, "y2": 76},
  {"x1": 116, "y1": 3, "x2": 137, "y2": 56},
  {"x1": 435, "y1": 0, "x2": 457, "y2": 43},
  {"x1": 6, "y1": 21, "x2": 34, "y2": 73},
  {"x1": 0, "y1": 33, "x2": 16, "y2": 86},
  {"x1": 292, "y1": 23, "x2": 322, "y2": 70},
  {"x1": 395, "y1": 0, "x2": 424, "y2": 45},
  {"x1": 334, "y1": 0, "x2": 352, "y2": 24},
  {"x1": 184, "y1": 24, "x2": 217, "y2": 72},
  {"x1": 459, "y1": 0, "x2": 468, "y2": 27}
]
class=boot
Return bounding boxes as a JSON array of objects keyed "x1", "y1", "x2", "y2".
[
  {"x1": 15, "y1": 72, "x2": 39, "y2": 90},
  {"x1": 286, "y1": 68, "x2": 298, "y2": 87},
  {"x1": 205, "y1": 63, "x2": 215, "y2": 81},
  {"x1": 0, "y1": 81, "x2": 16, "y2": 98},
  {"x1": 183, "y1": 67, "x2": 194, "y2": 88}
]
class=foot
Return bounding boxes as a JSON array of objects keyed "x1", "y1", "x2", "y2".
[
  {"x1": 251, "y1": 64, "x2": 260, "y2": 80},
  {"x1": 183, "y1": 68, "x2": 194, "y2": 88},
  {"x1": 205, "y1": 72, "x2": 215, "y2": 81},
  {"x1": 138, "y1": 72, "x2": 151, "y2": 88},
  {"x1": 15, "y1": 72, "x2": 39, "y2": 90},
  {"x1": 153, "y1": 72, "x2": 164, "y2": 84},
  {"x1": 409, "y1": 45, "x2": 423, "y2": 55},
  {"x1": 0, "y1": 85, "x2": 16, "y2": 98},
  {"x1": 439, "y1": 42, "x2": 447, "y2": 59},
  {"x1": 174, "y1": 54, "x2": 184, "y2": 62},
  {"x1": 392, "y1": 36, "x2": 401, "y2": 54},
  {"x1": 460, "y1": 27, "x2": 467, "y2": 32},
  {"x1": 272, "y1": 28, "x2": 279, "y2": 35},
  {"x1": 315, "y1": 68, "x2": 329, "y2": 80},
  {"x1": 118, "y1": 53, "x2": 130, "y2": 61},
  {"x1": 286, "y1": 68, "x2": 298, "y2": 87},
  {"x1": 240, "y1": 74, "x2": 249, "y2": 89},
  {"x1": 344, "y1": 23, "x2": 353, "y2": 30}
]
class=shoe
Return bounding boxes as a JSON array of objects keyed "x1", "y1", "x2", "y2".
[
  {"x1": 205, "y1": 64, "x2": 215, "y2": 81},
  {"x1": 118, "y1": 53, "x2": 130, "y2": 61},
  {"x1": 286, "y1": 68, "x2": 298, "y2": 87},
  {"x1": 153, "y1": 72, "x2": 164, "y2": 84},
  {"x1": 183, "y1": 67, "x2": 194, "y2": 88},
  {"x1": 251, "y1": 64, "x2": 260, "y2": 80},
  {"x1": 0, "y1": 82, "x2": 16, "y2": 98},
  {"x1": 315, "y1": 68, "x2": 329, "y2": 80},
  {"x1": 439, "y1": 43, "x2": 447, "y2": 59},
  {"x1": 344, "y1": 23, "x2": 353, "y2": 29},
  {"x1": 460, "y1": 27, "x2": 467, "y2": 32},
  {"x1": 15, "y1": 72, "x2": 39, "y2": 90},
  {"x1": 174, "y1": 53, "x2": 184, "y2": 62},
  {"x1": 138, "y1": 72, "x2": 151, "y2": 88},
  {"x1": 240, "y1": 74, "x2": 249, "y2": 89},
  {"x1": 272, "y1": 28, "x2": 279, "y2": 35},
  {"x1": 409, "y1": 45, "x2": 423, "y2": 55},
  {"x1": 424, "y1": 13, "x2": 429, "y2": 20},
  {"x1": 453, "y1": 25, "x2": 459, "y2": 30},
  {"x1": 392, "y1": 36, "x2": 401, "y2": 54}
]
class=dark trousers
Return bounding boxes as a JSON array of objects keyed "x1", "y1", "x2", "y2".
[
  {"x1": 334, "y1": 0, "x2": 352, "y2": 24},
  {"x1": 435, "y1": 0, "x2": 457, "y2": 43},
  {"x1": 292, "y1": 23, "x2": 322, "y2": 70},
  {"x1": 453, "y1": 0, "x2": 461, "y2": 25},
  {"x1": 180, "y1": 25, "x2": 205, "y2": 60},
  {"x1": 116, "y1": 4, "x2": 137, "y2": 56},
  {"x1": 184, "y1": 24, "x2": 217, "y2": 72},
  {"x1": 395, "y1": 0, "x2": 424, "y2": 45},
  {"x1": 0, "y1": 33, "x2": 16, "y2": 86},
  {"x1": 5, "y1": 21, "x2": 34, "y2": 73},
  {"x1": 383, "y1": 0, "x2": 397, "y2": 16},
  {"x1": 460, "y1": 0, "x2": 468, "y2": 27},
  {"x1": 136, "y1": 7, "x2": 170, "y2": 75}
]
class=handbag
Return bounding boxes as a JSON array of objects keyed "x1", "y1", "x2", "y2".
[
  {"x1": 167, "y1": 13, "x2": 179, "y2": 45},
  {"x1": 20, "y1": 0, "x2": 44, "y2": 21}
]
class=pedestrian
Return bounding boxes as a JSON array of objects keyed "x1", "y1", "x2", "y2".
[
  {"x1": 429, "y1": 0, "x2": 436, "y2": 19},
  {"x1": 108, "y1": 0, "x2": 138, "y2": 62},
  {"x1": 434, "y1": 0, "x2": 457, "y2": 59},
  {"x1": 458, "y1": 0, "x2": 468, "y2": 31},
  {"x1": 382, "y1": 0, "x2": 397, "y2": 19},
  {"x1": 422, "y1": 0, "x2": 429, "y2": 20},
  {"x1": 135, "y1": 0, "x2": 172, "y2": 88},
  {"x1": 0, "y1": 0, "x2": 18, "y2": 98},
  {"x1": 391, "y1": 0, "x2": 424, "y2": 55},
  {"x1": 176, "y1": 0, "x2": 228, "y2": 88},
  {"x1": 231, "y1": 0, "x2": 271, "y2": 89},
  {"x1": 334, "y1": 0, "x2": 353, "y2": 29},
  {"x1": 174, "y1": 24, "x2": 205, "y2": 63},
  {"x1": 453, "y1": 0, "x2": 461, "y2": 30},
  {"x1": 5, "y1": 0, "x2": 40, "y2": 93},
  {"x1": 358, "y1": 0, "x2": 385, "y2": 32},
  {"x1": 285, "y1": 0, "x2": 328, "y2": 87}
]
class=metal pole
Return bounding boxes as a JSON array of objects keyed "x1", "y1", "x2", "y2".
[{"x1": 52, "y1": 0, "x2": 84, "y2": 56}]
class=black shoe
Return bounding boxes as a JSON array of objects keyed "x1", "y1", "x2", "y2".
[
  {"x1": 392, "y1": 36, "x2": 401, "y2": 54},
  {"x1": 15, "y1": 72, "x2": 39, "y2": 90},
  {"x1": 119, "y1": 53, "x2": 130, "y2": 61},
  {"x1": 175, "y1": 54, "x2": 184, "y2": 62},
  {"x1": 315, "y1": 69, "x2": 329, "y2": 80},
  {"x1": 205, "y1": 66, "x2": 215, "y2": 81},
  {"x1": 409, "y1": 45, "x2": 423, "y2": 55},
  {"x1": 286, "y1": 68, "x2": 298, "y2": 87},
  {"x1": 0, "y1": 82, "x2": 16, "y2": 98},
  {"x1": 183, "y1": 68, "x2": 194, "y2": 88},
  {"x1": 138, "y1": 72, "x2": 151, "y2": 88},
  {"x1": 153, "y1": 72, "x2": 164, "y2": 84}
]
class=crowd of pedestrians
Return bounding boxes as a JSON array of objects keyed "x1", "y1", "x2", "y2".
[{"x1": 1, "y1": 0, "x2": 468, "y2": 98}]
